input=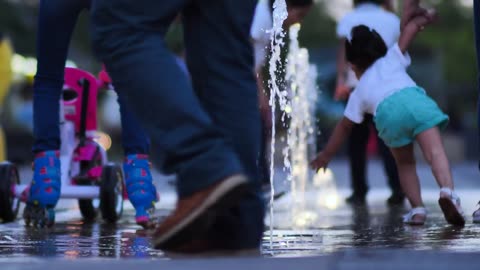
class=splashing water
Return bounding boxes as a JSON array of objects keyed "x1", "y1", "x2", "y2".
[
  {"x1": 266, "y1": 1, "x2": 339, "y2": 250},
  {"x1": 267, "y1": 0, "x2": 289, "y2": 248},
  {"x1": 285, "y1": 24, "x2": 313, "y2": 223},
  {"x1": 285, "y1": 24, "x2": 322, "y2": 229}
]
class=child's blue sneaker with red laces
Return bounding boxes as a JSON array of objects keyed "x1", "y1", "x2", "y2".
[
  {"x1": 123, "y1": 154, "x2": 158, "y2": 228},
  {"x1": 23, "y1": 150, "x2": 61, "y2": 227}
]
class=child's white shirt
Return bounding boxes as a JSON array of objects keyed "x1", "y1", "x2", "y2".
[
  {"x1": 337, "y1": 3, "x2": 401, "y2": 88},
  {"x1": 344, "y1": 44, "x2": 417, "y2": 124},
  {"x1": 337, "y1": 3, "x2": 400, "y2": 47},
  {"x1": 250, "y1": 0, "x2": 272, "y2": 71}
]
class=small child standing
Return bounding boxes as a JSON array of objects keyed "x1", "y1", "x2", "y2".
[{"x1": 310, "y1": 1, "x2": 465, "y2": 226}]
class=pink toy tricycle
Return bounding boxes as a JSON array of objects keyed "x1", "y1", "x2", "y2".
[{"x1": 0, "y1": 67, "x2": 124, "y2": 223}]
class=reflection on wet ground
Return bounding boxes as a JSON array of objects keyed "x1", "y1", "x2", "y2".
[
  {"x1": 0, "y1": 216, "x2": 164, "y2": 259},
  {"x1": 262, "y1": 204, "x2": 480, "y2": 257},
  {"x1": 2, "y1": 195, "x2": 480, "y2": 259},
  {"x1": 1, "y1": 163, "x2": 480, "y2": 259}
]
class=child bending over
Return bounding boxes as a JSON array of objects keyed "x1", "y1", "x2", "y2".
[{"x1": 310, "y1": 1, "x2": 465, "y2": 226}]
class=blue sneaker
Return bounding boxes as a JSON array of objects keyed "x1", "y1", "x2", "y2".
[
  {"x1": 23, "y1": 150, "x2": 61, "y2": 227},
  {"x1": 124, "y1": 154, "x2": 158, "y2": 228}
]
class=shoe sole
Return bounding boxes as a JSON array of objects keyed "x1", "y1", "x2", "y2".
[
  {"x1": 403, "y1": 214, "x2": 426, "y2": 226},
  {"x1": 438, "y1": 198, "x2": 465, "y2": 226},
  {"x1": 23, "y1": 205, "x2": 55, "y2": 228},
  {"x1": 153, "y1": 175, "x2": 248, "y2": 250},
  {"x1": 403, "y1": 220, "x2": 425, "y2": 226}
]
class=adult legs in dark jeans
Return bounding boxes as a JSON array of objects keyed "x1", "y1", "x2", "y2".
[
  {"x1": 347, "y1": 115, "x2": 404, "y2": 205},
  {"x1": 183, "y1": 1, "x2": 263, "y2": 249},
  {"x1": 29, "y1": 0, "x2": 155, "y2": 227},
  {"x1": 91, "y1": 0, "x2": 263, "y2": 251}
]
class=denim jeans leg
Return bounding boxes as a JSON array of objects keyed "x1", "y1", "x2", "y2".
[
  {"x1": 91, "y1": 0, "x2": 245, "y2": 198},
  {"x1": 33, "y1": 0, "x2": 90, "y2": 153}
]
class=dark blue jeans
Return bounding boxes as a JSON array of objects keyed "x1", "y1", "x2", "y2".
[
  {"x1": 33, "y1": 0, "x2": 149, "y2": 155},
  {"x1": 91, "y1": 0, "x2": 264, "y2": 249},
  {"x1": 475, "y1": 0, "x2": 480, "y2": 170}
]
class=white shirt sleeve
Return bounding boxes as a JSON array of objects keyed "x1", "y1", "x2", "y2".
[
  {"x1": 376, "y1": 43, "x2": 411, "y2": 76},
  {"x1": 250, "y1": 1, "x2": 271, "y2": 41},
  {"x1": 251, "y1": 1, "x2": 272, "y2": 71},
  {"x1": 388, "y1": 43, "x2": 411, "y2": 67},
  {"x1": 336, "y1": 16, "x2": 352, "y2": 38},
  {"x1": 344, "y1": 90, "x2": 365, "y2": 123}
]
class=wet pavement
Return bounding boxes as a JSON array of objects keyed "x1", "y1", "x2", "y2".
[{"x1": 1, "y1": 159, "x2": 480, "y2": 262}]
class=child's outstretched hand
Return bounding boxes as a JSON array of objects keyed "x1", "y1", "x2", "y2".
[
  {"x1": 310, "y1": 152, "x2": 331, "y2": 172},
  {"x1": 405, "y1": 8, "x2": 437, "y2": 33},
  {"x1": 399, "y1": 6, "x2": 438, "y2": 53}
]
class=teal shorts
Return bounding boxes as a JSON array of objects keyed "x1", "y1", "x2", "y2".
[{"x1": 374, "y1": 87, "x2": 449, "y2": 148}]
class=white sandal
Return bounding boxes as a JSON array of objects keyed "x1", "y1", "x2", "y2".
[
  {"x1": 403, "y1": 207, "x2": 427, "y2": 225},
  {"x1": 438, "y1": 187, "x2": 465, "y2": 226}
]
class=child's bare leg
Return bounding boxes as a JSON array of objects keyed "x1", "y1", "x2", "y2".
[
  {"x1": 417, "y1": 127, "x2": 465, "y2": 226},
  {"x1": 415, "y1": 127, "x2": 454, "y2": 190},
  {"x1": 390, "y1": 144, "x2": 424, "y2": 208}
]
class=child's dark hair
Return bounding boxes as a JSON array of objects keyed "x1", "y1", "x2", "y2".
[{"x1": 345, "y1": 25, "x2": 387, "y2": 71}]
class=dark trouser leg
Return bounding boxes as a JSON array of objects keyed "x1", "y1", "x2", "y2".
[
  {"x1": 117, "y1": 94, "x2": 150, "y2": 155},
  {"x1": 33, "y1": 0, "x2": 90, "y2": 152},
  {"x1": 92, "y1": 0, "x2": 244, "y2": 197},
  {"x1": 347, "y1": 117, "x2": 369, "y2": 197},
  {"x1": 182, "y1": 0, "x2": 264, "y2": 249},
  {"x1": 91, "y1": 0, "x2": 263, "y2": 248},
  {"x1": 375, "y1": 126, "x2": 403, "y2": 196}
]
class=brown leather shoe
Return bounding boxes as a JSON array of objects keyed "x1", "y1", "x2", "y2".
[
  {"x1": 152, "y1": 174, "x2": 248, "y2": 251},
  {"x1": 161, "y1": 231, "x2": 260, "y2": 257}
]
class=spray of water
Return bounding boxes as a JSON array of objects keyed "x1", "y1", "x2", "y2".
[
  {"x1": 266, "y1": 1, "x2": 339, "y2": 249},
  {"x1": 285, "y1": 24, "x2": 320, "y2": 228},
  {"x1": 267, "y1": 0, "x2": 289, "y2": 248}
]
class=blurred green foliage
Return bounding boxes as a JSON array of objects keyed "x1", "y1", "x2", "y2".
[
  {"x1": 414, "y1": 0, "x2": 476, "y2": 84},
  {"x1": 298, "y1": 2, "x2": 337, "y2": 48}
]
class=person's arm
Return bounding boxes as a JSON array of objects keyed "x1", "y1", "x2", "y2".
[
  {"x1": 398, "y1": 8, "x2": 436, "y2": 53},
  {"x1": 335, "y1": 38, "x2": 350, "y2": 100},
  {"x1": 401, "y1": 0, "x2": 420, "y2": 30},
  {"x1": 256, "y1": 69, "x2": 272, "y2": 131},
  {"x1": 383, "y1": 0, "x2": 395, "y2": 12},
  {"x1": 336, "y1": 38, "x2": 347, "y2": 87},
  {"x1": 310, "y1": 117, "x2": 355, "y2": 171}
]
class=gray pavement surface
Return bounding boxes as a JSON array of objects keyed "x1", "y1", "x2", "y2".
[
  {"x1": 1, "y1": 159, "x2": 480, "y2": 267},
  {"x1": 1, "y1": 250, "x2": 479, "y2": 269}
]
